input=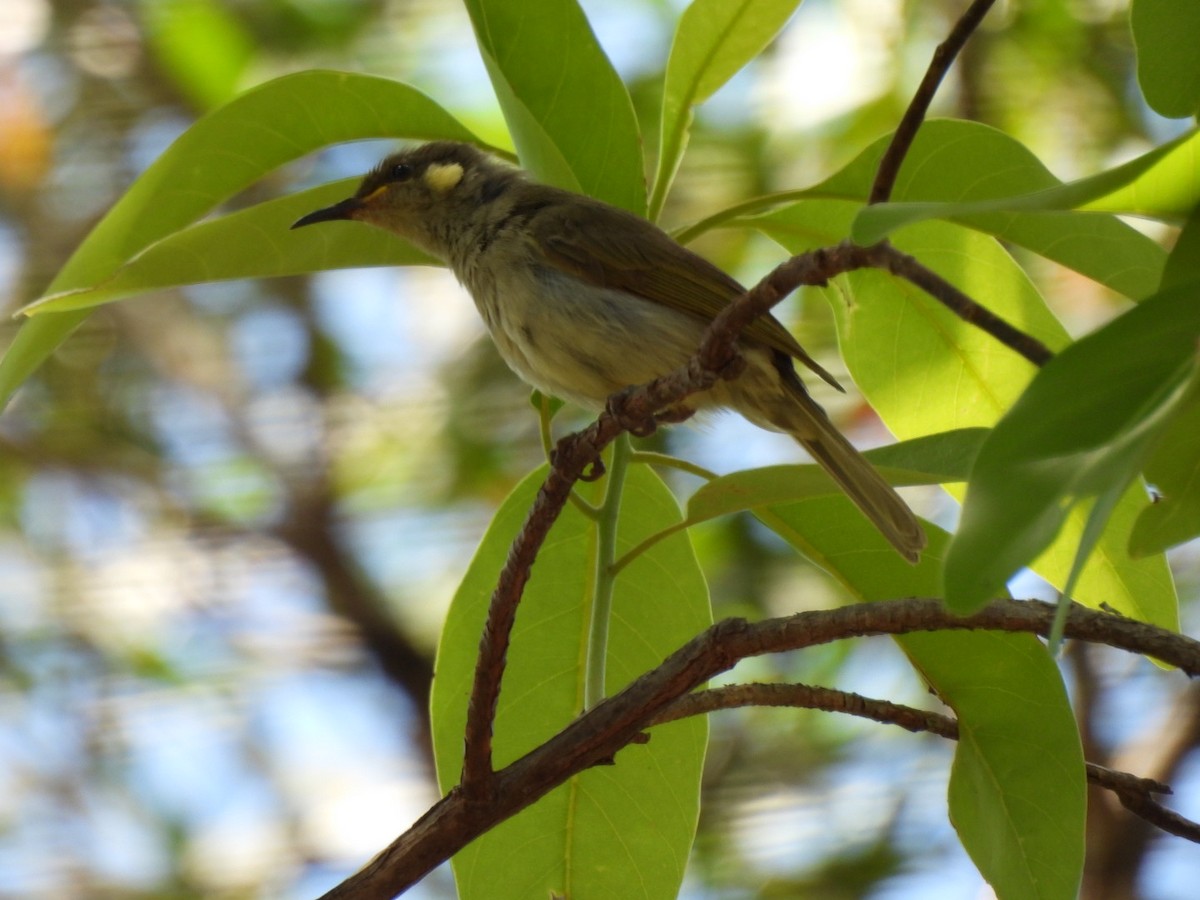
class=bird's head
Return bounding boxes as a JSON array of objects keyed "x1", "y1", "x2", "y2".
[{"x1": 291, "y1": 142, "x2": 515, "y2": 258}]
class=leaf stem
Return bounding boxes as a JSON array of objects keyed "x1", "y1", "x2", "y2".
[
  {"x1": 585, "y1": 433, "x2": 632, "y2": 708},
  {"x1": 629, "y1": 451, "x2": 718, "y2": 481}
]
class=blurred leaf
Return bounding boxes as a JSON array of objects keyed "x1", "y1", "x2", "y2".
[
  {"x1": 853, "y1": 128, "x2": 1200, "y2": 245},
  {"x1": 140, "y1": 0, "x2": 254, "y2": 109},
  {"x1": 754, "y1": 501, "x2": 1085, "y2": 900},
  {"x1": 22, "y1": 181, "x2": 434, "y2": 314},
  {"x1": 0, "y1": 70, "x2": 484, "y2": 407},
  {"x1": 944, "y1": 281, "x2": 1199, "y2": 616},
  {"x1": 463, "y1": 0, "x2": 644, "y2": 213},
  {"x1": 649, "y1": 0, "x2": 804, "y2": 220},
  {"x1": 757, "y1": 199, "x2": 1176, "y2": 630},
  {"x1": 431, "y1": 463, "x2": 709, "y2": 900},
  {"x1": 1131, "y1": 0, "x2": 1200, "y2": 119}
]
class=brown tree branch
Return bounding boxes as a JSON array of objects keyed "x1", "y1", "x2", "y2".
[
  {"x1": 869, "y1": 0, "x2": 999, "y2": 204},
  {"x1": 322, "y1": 598, "x2": 1200, "y2": 899}
]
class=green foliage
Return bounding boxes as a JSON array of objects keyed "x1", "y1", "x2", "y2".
[
  {"x1": 4, "y1": 2, "x2": 1195, "y2": 899},
  {"x1": 431, "y1": 464, "x2": 709, "y2": 900}
]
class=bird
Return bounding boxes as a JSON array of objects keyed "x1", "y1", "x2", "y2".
[{"x1": 292, "y1": 142, "x2": 925, "y2": 561}]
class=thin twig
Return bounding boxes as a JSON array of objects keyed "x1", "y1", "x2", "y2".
[
  {"x1": 653, "y1": 683, "x2": 1198, "y2": 841},
  {"x1": 869, "y1": 0, "x2": 999, "y2": 204}
]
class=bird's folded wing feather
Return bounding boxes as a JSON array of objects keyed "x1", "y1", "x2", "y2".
[{"x1": 529, "y1": 198, "x2": 842, "y2": 391}]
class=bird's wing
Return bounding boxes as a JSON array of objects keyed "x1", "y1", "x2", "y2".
[{"x1": 529, "y1": 196, "x2": 843, "y2": 391}]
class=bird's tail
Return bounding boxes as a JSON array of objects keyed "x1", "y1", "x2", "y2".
[{"x1": 767, "y1": 379, "x2": 926, "y2": 563}]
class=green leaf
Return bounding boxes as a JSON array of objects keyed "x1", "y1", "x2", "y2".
[
  {"x1": 757, "y1": 199, "x2": 1177, "y2": 630},
  {"x1": 431, "y1": 464, "x2": 709, "y2": 900},
  {"x1": 22, "y1": 181, "x2": 434, "y2": 315},
  {"x1": 754, "y1": 502, "x2": 1084, "y2": 900},
  {"x1": 649, "y1": 0, "x2": 804, "y2": 221},
  {"x1": 852, "y1": 127, "x2": 1200, "y2": 245},
  {"x1": 1132, "y1": 0, "x2": 1200, "y2": 118},
  {"x1": 814, "y1": 120, "x2": 1165, "y2": 300},
  {"x1": 0, "y1": 70, "x2": 483, "y2": 407},
  {"x1": 944, "y1": 282, "x2": 1200, "y2": 618},
  {"x1": 463, "y1": 0, "x2": 644, "y2": 213}
]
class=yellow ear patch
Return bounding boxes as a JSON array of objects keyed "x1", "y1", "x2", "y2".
[{"x1": 424, "y1": 162, "x2": 464, "y2": 193}]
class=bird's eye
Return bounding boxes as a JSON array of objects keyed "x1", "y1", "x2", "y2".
[{"x1": 389, "y1": 163, "x2": 412, "y2": 182}]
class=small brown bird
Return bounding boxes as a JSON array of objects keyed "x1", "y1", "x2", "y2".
[{"x1": 293, "y1": 142, "x2": 925, "y2": 561}]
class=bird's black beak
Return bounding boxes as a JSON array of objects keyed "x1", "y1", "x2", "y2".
[{"x1": 291, "y1": 197, "x2": 364, "y2": 229}]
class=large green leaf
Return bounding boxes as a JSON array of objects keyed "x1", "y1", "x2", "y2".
[
  {"x1": 649, "y1": 0, "x2": 804, "y2": 220},
  {"x1": 816, "y1": 120, "x2": 1165, "y2": 300},
  {"x1": 23, "y1": 181, "x2": 434, "y2": 314},
  {"x1": 0, "y1": 70, "x2": 485, "y2": 408},
  {"x1": 944, "y1": 281, "x2": 1199, "y2": 616},
  {"x1": 853, "y1": 127, "x2": 1200, "y2": 245},
  {"x1": 756, "y1": 198, "x2": 1178, "y2": 628},
  {"x1": 755, "y1": 501, "x2": 1084, "y2": 900},
  {"x1": 431, "y1": 464, "x2": 709, "y2": 900},
  {"x1": 1132, "y1": 0, "x2": 1200, "y2": 119},
  {"x1": 462, "y1": 0, "x2": 644, "y2": 213}
]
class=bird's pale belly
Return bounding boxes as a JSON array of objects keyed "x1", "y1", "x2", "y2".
[{"x1": 471, "y1": 267, "x2": 710, "y2": 409}]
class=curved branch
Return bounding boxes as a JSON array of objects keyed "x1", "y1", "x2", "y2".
[{"x1": 322, "y1": 598, "x2": 1200, "y2": 899}]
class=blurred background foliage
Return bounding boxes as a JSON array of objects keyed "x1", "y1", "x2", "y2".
[{"x1": 0, "y1": 0, "x2": 1197, "y2": 897}]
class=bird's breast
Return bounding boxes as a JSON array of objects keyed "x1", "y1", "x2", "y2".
[{"x1": 461, "y1": 261, "x2": 709, "y2": 409}]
